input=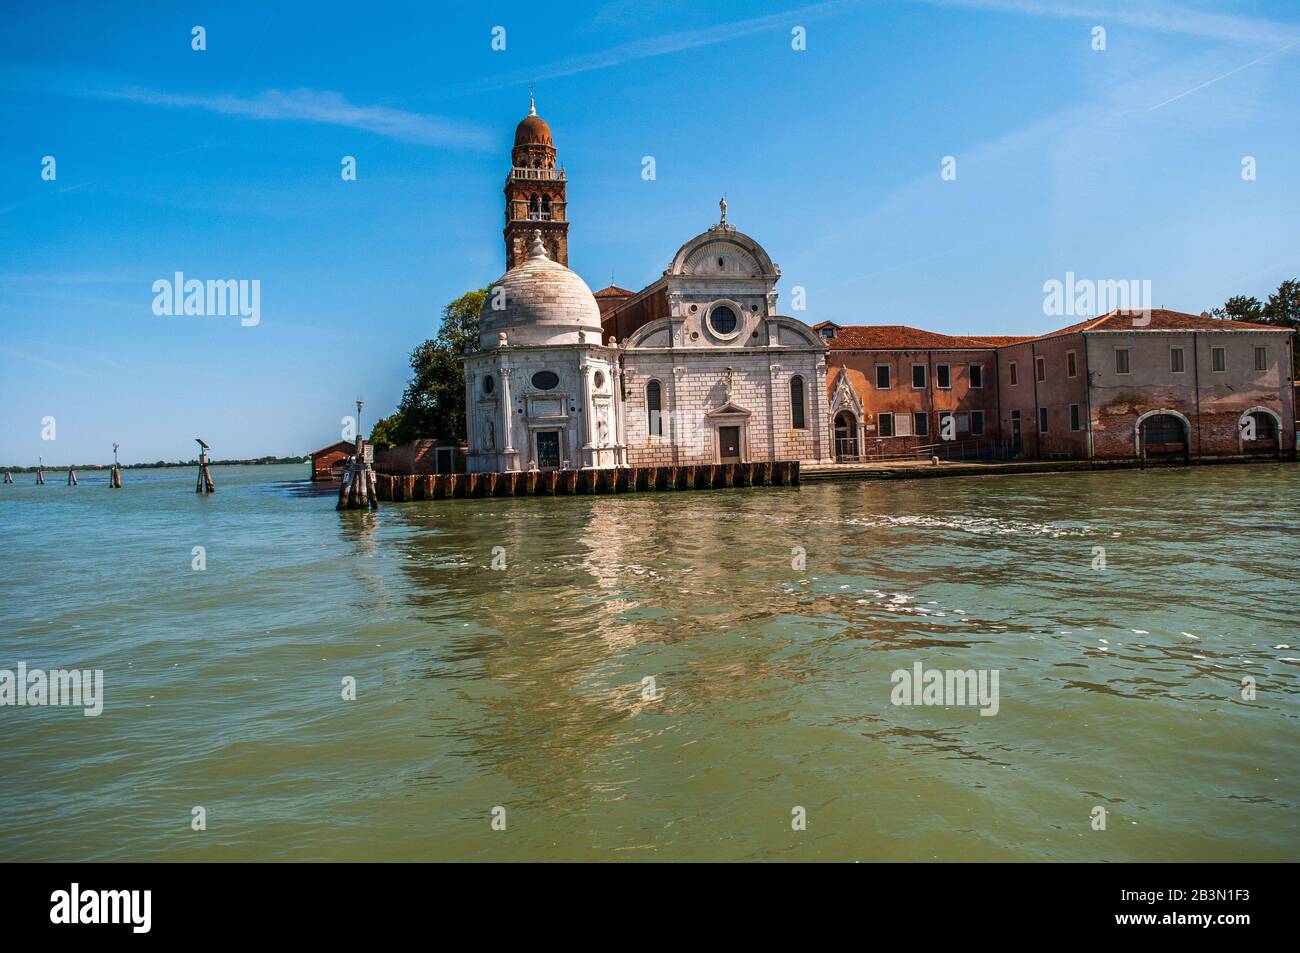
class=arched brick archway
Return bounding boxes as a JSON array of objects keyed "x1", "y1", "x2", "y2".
[{"x1": 1133, "y1": 409, "x2": 1191, "y2": 458}]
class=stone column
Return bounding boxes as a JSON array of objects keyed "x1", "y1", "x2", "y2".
[
  {"x1": 500, "y1": 362, "x2": 515, "y2": 469},
  {"x1": 578, "y1": 355, "x2": 593, "y2": 468}
]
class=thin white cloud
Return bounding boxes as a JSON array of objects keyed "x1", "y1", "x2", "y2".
[
  {"x1": 435, "y1": 0, "x2": 856, "y2": 99},
  {"x1": 84, "y1": 86, "x2": 494, "y2": 151},
  {"x1": 919, "y1": 0, "x2": 1300, "y2": 47}
]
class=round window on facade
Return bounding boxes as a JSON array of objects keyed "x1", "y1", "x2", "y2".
[
  {"x1": 593, "y1": 370, "x2": 606, "y2": 389},
  {"x1": 709, "y1": 305, "x2": 738, "y2": 336},
  {"x1": 531, "y1": 371, "x2": 559, "y2": 390},
  {"x1": 483, "y1": 374, "x2": 495, "y2": 395}
]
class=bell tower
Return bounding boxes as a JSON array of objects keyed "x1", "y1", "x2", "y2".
[{"x1": 504, "y1": 91, "x2": 568, "y2": 270}]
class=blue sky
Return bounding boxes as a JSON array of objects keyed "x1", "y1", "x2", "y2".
[{"x1": 3, "y1": 0, "x2": 1298, "y2": 464}]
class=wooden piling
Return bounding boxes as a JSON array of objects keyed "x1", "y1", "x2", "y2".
[
  {"x1": 67, "y1": 469, "x2": 78, "y2": 486},
  {"x1": 195, "y1": 447, "x2": 215, "y2": 493},
  {"x1": 2, "y1": 471, "x2": 12, "y2": 484}
]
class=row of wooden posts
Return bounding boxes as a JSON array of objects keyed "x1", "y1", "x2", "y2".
[
  {"x1": 4, "y1": 466, "x2": 117, "y2": 486},
  {"x1": 374, "y1": 460, "x2": 801, "y2": 502}
]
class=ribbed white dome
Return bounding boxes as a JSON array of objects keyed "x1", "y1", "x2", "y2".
[{"x1": 479, "y1": 231, "x2": 603, "y2": 349}]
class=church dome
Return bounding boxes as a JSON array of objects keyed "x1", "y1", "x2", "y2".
[
  {"x1": 514, "y1": 113, "x2": 552, "y2": 146},
  {"x1": 480, "y1": 231, "x2": 602, "y2": 348}
]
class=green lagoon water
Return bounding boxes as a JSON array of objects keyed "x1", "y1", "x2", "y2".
[{"x1": 1, "y1": 462, "x2": 1297, "y2": 861}]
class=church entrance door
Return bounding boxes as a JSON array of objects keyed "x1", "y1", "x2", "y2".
[
  {"x1": 536, "y1": 431, "x2": 561, "y2": 470},
  {"x1": 718, "y1": 426, "x2": 741, "y2": 463}
]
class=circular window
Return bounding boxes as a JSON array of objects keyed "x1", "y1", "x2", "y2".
[
  {"x1": 531, "y1": 371, "x2": 559, "y2": 390},
  {"x1": 483, "y1": 375, "x2": 495, "y2": 395},
  {"x1": 593, "y1": 370, "x2": 606, "y2": 389},
  {"x1": 709, "y1": 305, "x2": 738, "y2": 336}
]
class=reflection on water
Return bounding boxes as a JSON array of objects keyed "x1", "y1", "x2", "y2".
[{"x1": 0, "y1": 463, "x2": 1297, "y2": 860}]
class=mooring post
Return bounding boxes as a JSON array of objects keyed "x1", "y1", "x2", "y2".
[
  {"x1": 337, "y1": 398, "x2": 378, "y2": 511},
  {"x1": 3, "y1": 471, "x2": 12, "y2": 484},
  {"x1": 67, "y1": 468, "x2": 77, "y2": 486},
  {"x1": 36, "y1": 455, "x2": 45, "y2": 485},
  {"x1": 109, "y1": 443, "x2": 122, "y2": 488},
  {"x1": 194, "y1": 438, "x2": 215, "y2": 493}
]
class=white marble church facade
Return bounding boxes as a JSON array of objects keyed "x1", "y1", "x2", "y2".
[{"x1": 463, "y1": 105, "x2": 832, "y2": 474}]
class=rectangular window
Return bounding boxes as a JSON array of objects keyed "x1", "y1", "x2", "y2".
[
  {"x1": 1009, "y1": 361, "x2": 1018, "y2": 386},
  {"x1": 970, "y1": 411, "x2": 985, "y2": 436},
  {"x1": 895, "y1": 412, "x2": 912, "y2": 437},
  {"x1": 1035, "y1": 356, "x2": 1046, "y2": 382},
  {"x1": 1212, "y1": 346, "x2": 1226, "y2": 372},
  {"x1": 936, "y1": 364, "x2": 951, "y2": 389},
  {"x1": 969, "y1": 364, "x2": 983, "y2": 389},
  {"x1": 1039, "y1": 407, "x2": 1049, "y2": 433},
  {"x1": 1254, "y1": 346, "x2": 1267, "y2": 371},
  {"x1": 1070, "y1": 403, "x2": 1081, "y2": 432},
  {"x1": 955, "y1": 412, "x2": 969, "y2": 433},
  {"x1": 913, "y1": 412, "x2": 928, "y2": 436},
  {"x1": 876, "y1": 364, "x2": 892, "y2": 389},
  {"x1": 911, "y1": 364, "x2": 927, "y2": 388},
  {"x1": 1115, "y1": 348, "x2": 1130, "y2": 375},
  {"x1": 878, "y1": 412, "x2": 894, "y2": 437},
  {"x1": 1170, "y1": 346, "x2": 1185, "y2": 374},
  {"x1": 1066, "y1": 350, "x2": 1077, "y2": 378}
]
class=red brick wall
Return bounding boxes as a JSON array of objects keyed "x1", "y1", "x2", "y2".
[
  {"x1": 826, "y1": 348, "x2": 1002, "y2": 455},
  {"x1": 374, "y1": 440, "x2": 467, "y2": 475}
]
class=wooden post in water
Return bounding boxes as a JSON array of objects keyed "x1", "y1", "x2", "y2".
[
  {"x1": 109, "y1": 443, "x2": 122, "y2": 488},
  {"x1": 36, "y1": 455, "x2": 46, "y2": 485},
  {"x1": 3, "y1": 471, "x2": 12, "y2": 484},
  {"x1": 194, "y1": 438, "x2": 215, "y2": 493},
  {"x1": 337, "y1": 397, "x2": 378, "y2": 510},
  {"x1": 67, "y1": 468, "x2": 78, "y2": 486}
]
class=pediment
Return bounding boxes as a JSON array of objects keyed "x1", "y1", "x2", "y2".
[{"x1": 706, "y1": 400, "x2": 752, "y2": 418}]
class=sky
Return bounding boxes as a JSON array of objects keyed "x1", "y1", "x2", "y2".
[{"x1": 2, "y1": 0, "x2": 1298, "y2": 464}]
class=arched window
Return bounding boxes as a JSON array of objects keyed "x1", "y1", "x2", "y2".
[
  {"x1": 529, "y1": 194, "x2": 540, "y2": 218},
  {"x1": 646, "y1": 380, "x2": 663, "y2": 436},
  {"x1": 790, "y1": 376, "x2": 806, "y2": 429},
  {"x1": 541, "y1": 195, "x2": 552, "y2": 218}
]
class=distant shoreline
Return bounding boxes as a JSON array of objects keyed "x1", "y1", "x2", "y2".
[{"x1": 0, "y1": 457, "x2": 307, "y2": 473}]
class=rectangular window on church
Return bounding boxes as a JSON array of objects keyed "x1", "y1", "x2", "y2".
[
  {"x1": 876, "y1": 364, "x2": 892, "y2": 389},
  {"x1": 970, "y1": 411, "x2": 985, "y2": 436},
  {"x1": 969, "y1": 364, "x2": 983, "y2": 388},
  {"x1": 878, "y1": 413, "x2": 894, "y2": 437},
  {"x1": 936, "y1": 364, "x2": 951, "y2": 389},
  {"x1": 1009, "y1": 361, "x2": 1019, "y2": 386},
  {"x1": 895, "y1": 413, "x2": 912, "y2": 437},
  {"x1": 911, "y1": 364, "x2": 926, "y2": 388},
  {"x1": 913, "y1": 412, "x2": 928, "y2": 436}
]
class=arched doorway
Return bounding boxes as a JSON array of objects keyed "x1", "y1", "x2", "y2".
[
  {"x1": 835, "y1": 412, "x2": 859, "y2": 462},
  {"x1": 1138, "y1": 412, "x2": 1188, "y2": 459},
  {"x1": 1240, "y1": 408, "x2": 1280, "y2": 456}
]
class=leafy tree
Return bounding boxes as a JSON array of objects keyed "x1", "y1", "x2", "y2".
[
  {"x1": 1264, "y1": 279, "x2": 1300, "y2": 327},
  {"x1": 370, "y1": 286, "x2": 488, "y2": 447},
  {"x1": 1212, "y1": 278, "x2": 1300, "y2": 376},
  {"x1": 1210, "y1": 295, "x2": 1264, "y2": 322}
]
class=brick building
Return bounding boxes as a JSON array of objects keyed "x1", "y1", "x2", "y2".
[{"x1": 819, "y1": 311, "x2": 1295, "y2": 461}]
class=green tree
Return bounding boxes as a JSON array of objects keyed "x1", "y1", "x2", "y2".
[
  {"x1": 1211, "y1": 279, "x2": 1300, "y2": 377},
  {"x1": 1210, "y1": 294, "x2": 1264, "y2": 322},
  {"x1": 1263, "y1": 279, "x2": 1300, "y2": 327},
  {"x1": 369, "y1": 286, "x2": 488, "y2": 447}
]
